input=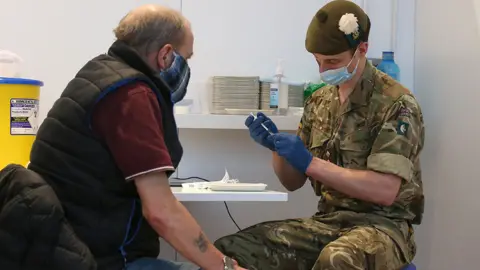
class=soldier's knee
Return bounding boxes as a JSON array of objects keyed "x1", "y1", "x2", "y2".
[
  {"x1": 314, "y1": 242, "x2": 364, "y2": 270},
  {"x1": 213, "y1": 235, "x2": 231, "y2": 252},
  {"x1": 214, "y1": 233, "x2": 253, "y2": 256}
]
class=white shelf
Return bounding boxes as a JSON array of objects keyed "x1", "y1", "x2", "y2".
[
  {"x1": 174, "y1": 114, "x2": 301, "y2": 130},
  {"x1": 171, "y1": 187, "x2": 288, "y2": 202}
]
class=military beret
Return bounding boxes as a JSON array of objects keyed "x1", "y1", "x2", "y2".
[{"x1": 305, "y1": 0, "x2": 370, "y2": 55}]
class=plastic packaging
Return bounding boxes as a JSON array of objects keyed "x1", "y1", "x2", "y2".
[
  {"x1": 181, "y1": 168, "x2": 268, "y2": 191},
  {"x1": 377, "y1": 51, "x2": 400, "y2": 81},
  {"x1": 0, "y1": 50, "x2": 23, "y2": 78}
]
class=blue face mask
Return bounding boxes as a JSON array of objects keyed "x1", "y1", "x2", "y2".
[
  {"x1": 160, "y1": 52, "x2": 191, "y2": 103},
  {"x1": 320, "y1": 50, "x2": 360, "y2": 86}
]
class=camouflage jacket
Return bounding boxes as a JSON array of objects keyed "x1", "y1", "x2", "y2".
[{"x1": 298, "y1": 61, "x2": 425, "y2": 225}]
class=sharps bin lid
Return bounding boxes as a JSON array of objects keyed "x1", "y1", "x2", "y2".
[{"x1": 0, "y1": 77, "x2": 43, "y2": 87}]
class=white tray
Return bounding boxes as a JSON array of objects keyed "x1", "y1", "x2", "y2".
[{"x1": 208, "y1": 183, "x2": 267, "y2": 191}]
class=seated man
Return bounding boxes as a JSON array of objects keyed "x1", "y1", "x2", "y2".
[
  {"x1": 214, "y1": 1, "x2": 425, "y2": 270},
  {"x1": 27, "y1": 5, "x2": 243, "y2": 270}
]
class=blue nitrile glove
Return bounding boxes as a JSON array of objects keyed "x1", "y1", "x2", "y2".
[
  {"x1": 271, "y1": 133, "x2": 313, "y2": 173},
  {"x1": 245, "y1": 112, "x2": 278, "y2": 151}
]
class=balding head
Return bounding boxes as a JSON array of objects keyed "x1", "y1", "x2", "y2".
[{"x1": 113, "y1": 4, "x2": 193, "y2": 71}]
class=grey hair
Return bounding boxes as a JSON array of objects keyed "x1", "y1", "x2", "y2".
[{"x1": 113, "y1": 5, "x2": 187, "y2": 54}]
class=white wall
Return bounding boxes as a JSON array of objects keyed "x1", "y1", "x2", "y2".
[
  {"x1": 0, "y1": 0, "x2": 423, "y2": 266},
  {"x1": 414, "y1": 0, "x2": 480, "y2": 269},
  {"x1": 0, "y1": 0, "x2": 182, "y2": 121}
]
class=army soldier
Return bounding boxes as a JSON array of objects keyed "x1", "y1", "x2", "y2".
[{"x1": 215, "y1": 1, "x2": 425, "y2": 270}]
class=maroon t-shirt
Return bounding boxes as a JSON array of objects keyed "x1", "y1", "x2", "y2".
[{"x1": 91, "y1": 82, "x2": 174, "y2": 180}]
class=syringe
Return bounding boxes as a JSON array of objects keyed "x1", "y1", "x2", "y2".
[{"x1": 249, "y1": 112, "x2": 274, "y2": 135}]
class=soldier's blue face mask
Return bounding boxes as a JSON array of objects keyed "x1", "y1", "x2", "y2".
[
  {"x1": 160, "y1": 52, "x2": 191, "y2": 103},
  {"x1": 320, "y1": 49, "x2": 360, "y2": 86}
]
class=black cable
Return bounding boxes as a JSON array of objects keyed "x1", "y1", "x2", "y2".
[
  {"x1": 173, "y1": 176, "x2": 210, "y2": 182},
  {"x1": 171, "y1": 176, "x2": 242, "y2": 231},
  {"x1": 223, "y1": 201, "x2": 241, "y2": 231}
]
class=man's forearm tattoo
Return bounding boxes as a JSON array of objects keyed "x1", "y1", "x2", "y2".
[{"x1": 194, "y1": 232, "x2": 208, "y2": 252}]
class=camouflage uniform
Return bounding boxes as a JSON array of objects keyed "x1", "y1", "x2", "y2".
[{"x1": 215, "y1": 1, "x2": 425, "y2": 269}]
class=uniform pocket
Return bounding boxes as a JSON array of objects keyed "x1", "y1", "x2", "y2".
[
  {"x1": 340, "y1": 128, "x2": 372, "y2": 151},
  {"x1": 310, "y1": 129, "x2": 330, "y2": 149},
  {"x1": 309, "y1": 128, "x2": 334, "y2": 161},
  {"x1": 338, "y1": 129, "x2": 372, "y2": 168}
]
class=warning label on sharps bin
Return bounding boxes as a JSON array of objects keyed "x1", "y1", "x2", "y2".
[{"x1": 10, "y1": 98, "x2": 39, "y2": 135}]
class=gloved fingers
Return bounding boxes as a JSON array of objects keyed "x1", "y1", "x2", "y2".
[
  {"x1": 248, "y1": 121, "x2": 260, "y2": 133},
  {"x1": 263, "y1": 120, "x2": 278, "y2": 133},
  {"x1": 256, "y1": 112, "x2": 269, "y2": 120},
  {"x1": 252, "y1": 125, "x2": 269, "y2": 138},
  {"x1": 269, "y1": 133, "x2": 279, "y2": 143},
  {"x1": 274, "y1": 141, "x2": 289, "y2": 150},
  {"x1": 271, "y1": 133, "x2": 289, "y2": 142},
  {"x1": 277, "y1": 149, "x2": 289, "y2": 157},
  {"x1": 245, "y1": 115, "x2": 255, "y2": 127},
  {"x1": 248, "y1": 115, "x2": 266, "y2": 131},
  {"x1": 249, "y1": 116, "x2": 265, "y2": 128},
  {"x1": 272, "y1": 137, "x2": 287, "y2": 148},
  {"x1": 266, "y1": 134, "x2": 276, "y2": 146},
  {"x1": 275, "y1": 144, "x2": 291, "y2": 156}
]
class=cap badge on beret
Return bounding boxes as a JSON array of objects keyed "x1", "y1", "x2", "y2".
[{"x1": 338, "y1": 13, "x2": 360, "y2": 46}]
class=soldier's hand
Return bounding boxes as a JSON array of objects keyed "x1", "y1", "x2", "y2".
[
  {"x1": 271, "y1": 133, "x2": 313, "y2": 173},
  {"x1": 245, "y1": 112, "x2": 278, "y2": 151}
]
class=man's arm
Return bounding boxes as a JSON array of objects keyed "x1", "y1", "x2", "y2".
[
  {"x1": 306, "y1": 159, "x2": 402, "y2": 206},
  {"x1": 271, "y1": 97, "x2": 320, "y2": 191},
  {"x1": 91, "y1": 82, "x2": 226, "y2": 270},
  {"x1": 272, "y1": 151, "x2": 306, "y2": 191},
  {"x1": 306, "y1": 95, "x2": 424, "y2": 206},
  {"x1": 135, "y1": 172, "x2": 224, "y2": 270}
]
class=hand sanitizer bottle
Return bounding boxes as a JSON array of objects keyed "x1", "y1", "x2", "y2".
[{"x1": 269, "y1": 59, "x2": 284, "y2": 114}]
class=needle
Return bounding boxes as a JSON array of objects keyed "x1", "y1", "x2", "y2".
[{"x1": 249, "y1": 112, "x2": 274, "y2": 135}]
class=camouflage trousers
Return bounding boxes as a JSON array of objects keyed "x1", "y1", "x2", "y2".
[{"x1": 214, "y1": 213, "x2": 410, "y2": 270}]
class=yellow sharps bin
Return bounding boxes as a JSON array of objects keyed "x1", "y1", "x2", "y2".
[{"x1": 0, "y1": 77, "x2": 43, "y2": 169}]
